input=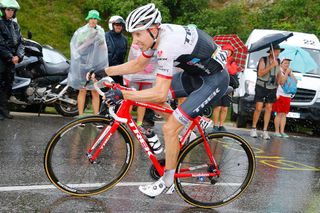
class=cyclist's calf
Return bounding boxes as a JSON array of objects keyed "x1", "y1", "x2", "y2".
[{"x1": 162, "y1": 115, "x2": 184, "y2": 170}]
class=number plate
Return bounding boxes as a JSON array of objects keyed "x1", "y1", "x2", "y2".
[{"x1": 286, "y1": 112, "x2": 300, "y2": 118}]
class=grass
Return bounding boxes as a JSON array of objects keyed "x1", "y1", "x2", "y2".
[{"x1": 18, "y1": 0, "x2": 86, "y2": 57}]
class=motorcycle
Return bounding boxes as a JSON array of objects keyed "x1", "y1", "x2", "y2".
[{"x1": 11, "y1": 33, "x2": 80, "y2": 117}]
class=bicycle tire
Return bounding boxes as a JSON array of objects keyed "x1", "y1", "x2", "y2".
[
  {"x1": 175, "y1": 132, "x2": 255, "y2": 208},
  {"x1": 44, "y1": 116, "x2": 134, "y2": 196}
]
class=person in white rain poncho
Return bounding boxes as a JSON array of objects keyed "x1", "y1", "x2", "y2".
[
  {"x1": 68, "y1": 10, "x2": 108, "y2": 116},
  {"x1": 123, "y1": 44, "x2": 157, "y2": 127}
]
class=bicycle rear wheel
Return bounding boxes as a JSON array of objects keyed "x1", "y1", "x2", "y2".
[
  {"x1": 44, "y1": 116, "x2": 134, "y2": 196},
  {"x1": 175, "y1": 132, "x2": 255, "y2": 208}
]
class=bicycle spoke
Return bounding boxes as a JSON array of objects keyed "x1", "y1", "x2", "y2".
[
  {"x1": 175, "y1": 132, "x2": 255, "y2": 208},
  {"x1": 44, "y1": 116, "x2": 134, "y2": 196}
]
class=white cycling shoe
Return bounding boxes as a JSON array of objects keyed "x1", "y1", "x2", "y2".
[{"x1": 139, "y1": 178, "x2": 175, "y2": 198}]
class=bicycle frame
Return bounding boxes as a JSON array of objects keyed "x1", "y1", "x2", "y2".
[{"x1": 87, "y1": 78, "x2": 220, "y2": 179}]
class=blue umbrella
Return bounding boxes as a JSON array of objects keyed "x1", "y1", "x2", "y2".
[
  {"x1": 280, "y1": 44, "x2": 318, "y2": 73},
  {"x1": 248, "y1": 32, "x2": 293, "y2": 53}
]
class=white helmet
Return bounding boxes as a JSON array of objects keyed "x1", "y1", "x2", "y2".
[
  {"x1": 126, "y1": 3, "x2": 162, "y2": 33},
  {"x1": 108, "y1": 15, "x2": 125, "y2": 30}
]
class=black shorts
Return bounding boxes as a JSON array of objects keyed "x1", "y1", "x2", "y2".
[
  {"x1": 169, "y1": 69, "x2": 229, "y2": 125},
  {"x1": 254, "y1": 85, "x2": 277, "y2": 103},
  {"x1": 213, "y1": 94, "x2": 231, "y2": 107}
]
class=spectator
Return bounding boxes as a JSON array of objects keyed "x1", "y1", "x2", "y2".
[
  {"x1": 68, "y1": 10, "x2": 108, "y2": 117},
  {"x1": 105, "y1": 15, "x2": 128, "y2": 85},
  {"x1": 0, "y1": 0, "x2": 24, "y2": 120},
  {"x1": 250, "y1": 44, "x2": 283, "y2": 140},
  {"x1": 124, "y1": 44, "x2": 157, "y2": 127},
  {"x1": 273, "y1": 58, "x2": 297, "y2": 138},
  {"x1": 212, "y1": 44, "x2": 239, "y2": 131}
]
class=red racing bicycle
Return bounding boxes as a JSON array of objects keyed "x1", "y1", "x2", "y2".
[{"x1": 44, "y1": 77, "x2": 256, "y2": 209}]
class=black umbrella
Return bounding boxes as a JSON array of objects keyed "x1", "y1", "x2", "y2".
[{"x1": 248, "y1": 32, "x2": 293, "y2": 53}]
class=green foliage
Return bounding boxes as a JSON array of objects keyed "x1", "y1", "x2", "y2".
[
  {"x1": 16, "y1": 0, "x2": 320, "y2": 58},
  {"x1": 248, "y1": 0, "x2": 320, "y2": 36}
]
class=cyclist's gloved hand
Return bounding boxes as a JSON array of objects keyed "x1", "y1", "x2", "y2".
[
  {"x1": 104, "y1": 88, "x2": 123, "y2": 106},
  {"x1": 94, "y1": 69, "x2": 107, "y2": 80}
]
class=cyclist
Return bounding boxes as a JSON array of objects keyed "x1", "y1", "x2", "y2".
[{"x1": 90, "y1": 3, "x2": 229, "y2": 197}]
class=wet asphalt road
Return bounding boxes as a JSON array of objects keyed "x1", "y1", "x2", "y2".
[{"x1": 0, "y1": 112, "x2": 319, "y2": 213}]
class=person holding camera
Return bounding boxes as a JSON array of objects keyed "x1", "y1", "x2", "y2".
[{"x1": 250, "y1": 44, "x2": 283, "y2": 140}]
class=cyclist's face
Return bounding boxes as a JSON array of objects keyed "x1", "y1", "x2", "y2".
[
  {"x1": 132, "y1": 28, "x2": 155, "y2": 51},
  {"x1": 132, "y1": 30, "x2": 151, "y2": 51}
]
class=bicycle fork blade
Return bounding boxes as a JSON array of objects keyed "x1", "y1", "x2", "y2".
[{"x1": 86, "y1": 125, "x2": 113, "y2": 163}]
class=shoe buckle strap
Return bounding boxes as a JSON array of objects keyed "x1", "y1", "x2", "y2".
[{"x1": 164, "y1": 185, "x2": 175, "y2": 194}]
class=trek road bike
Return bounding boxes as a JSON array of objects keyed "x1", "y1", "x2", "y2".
[{"x1": 44, "y1": 77, "x2": 256, "y2": 209}]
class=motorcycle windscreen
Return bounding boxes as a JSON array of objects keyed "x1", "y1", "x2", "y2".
[{"x1": 68, "y1": 24, "x2": 109, "y2": 90}]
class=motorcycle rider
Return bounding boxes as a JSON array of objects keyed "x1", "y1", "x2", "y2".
[
  {"x1": 105, "y1": 15, "x2": 128, "y2": 85},
  {"x1": 0, "y1": 0, "x2": 24, "y2": 120}
]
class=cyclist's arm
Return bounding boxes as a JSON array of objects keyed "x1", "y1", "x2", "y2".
[
  {"x1": 106, "y1": 54, "x2": 151, "y2": 76},
  {"x1": 122, "y1": 75, "x2": 171, "y2": 103}
]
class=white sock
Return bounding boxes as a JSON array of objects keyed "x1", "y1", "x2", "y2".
[{"x1": 163, "y1": 170, "x2": 175, "y2": 187}]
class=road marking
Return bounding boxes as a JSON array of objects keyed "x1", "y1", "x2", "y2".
[
  {"x1": 0, "y1": 181, "x2": 241, "y2": 192},
  {"x1": 0, "y1": 182, "x2": 153, "y2": 192}
]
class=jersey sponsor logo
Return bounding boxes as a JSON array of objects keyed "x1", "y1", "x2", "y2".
[
  {"x1": 188, "y1": 58, "x2": 200, "y2": 64},
  {"x1": 193, "y1": 87, "x2": 221, "y2": 113},
  {"x1": 183, "y1": 26, "x2": 192, "y2": 44},
  {"x1": 128, "y1": 121, "x2": 153, "y2": 157},
  {"x1": 158, "y1": 67, "x2": 170, "y2": 72},
  {"x1": 157, "y1": 50, "x2": 163, "y2": 57},
  {"x1": 186, "y1": 58, "x2": 211, "y2": 74}
]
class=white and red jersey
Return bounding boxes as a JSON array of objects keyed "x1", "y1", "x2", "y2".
[
  {"x1": 154, "y1": 24, "x2": 227, "y2": 79},
  {"x1": 124, "y1": 44, "x2": 157, "y2": 83}
]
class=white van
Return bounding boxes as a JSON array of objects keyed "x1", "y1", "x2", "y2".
[{"x1": 232, "y1": 29, "x2": 320, "y2": 134}]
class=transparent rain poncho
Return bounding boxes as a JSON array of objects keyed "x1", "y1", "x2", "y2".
[
  {"x1": 123, "y1": 44, "x2": 157, "y2": 83},
  {"x1": 68, "y1": 24, "x2": 108, "y2": 90}
]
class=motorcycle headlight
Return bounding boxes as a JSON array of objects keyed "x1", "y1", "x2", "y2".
[{"x1": 245, "y1": 80, "x2": 256, "y2": 95}]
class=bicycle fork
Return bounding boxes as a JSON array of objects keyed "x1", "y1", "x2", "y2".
[{"x1": 86, "y1": 122, "x2": 120, "y2": 163}]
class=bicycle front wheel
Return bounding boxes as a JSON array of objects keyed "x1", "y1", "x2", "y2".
[
  {"x1": 44, "y1": 116, "x2": 134, "y2": 196},
  {"x1": 175, "y1": 132, "x2": 255, "y2": 208}
]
